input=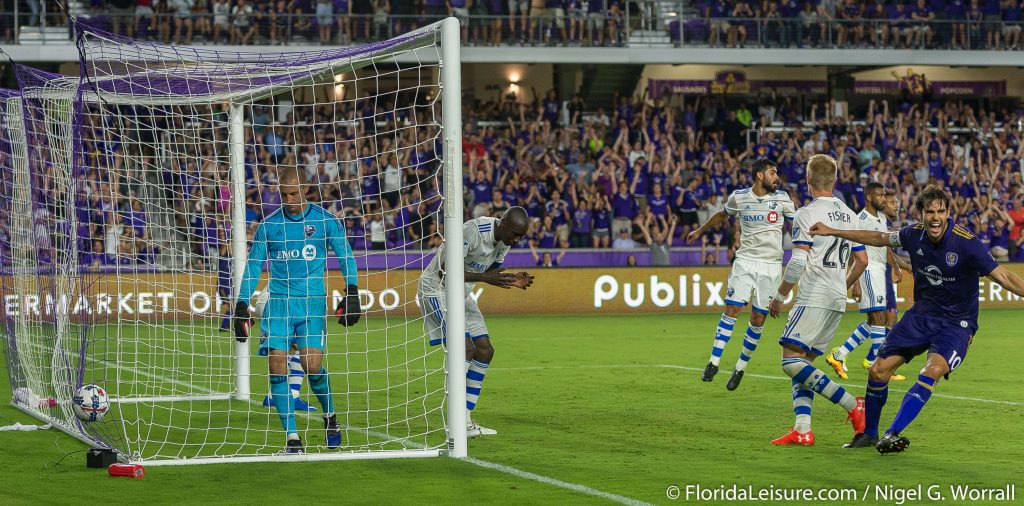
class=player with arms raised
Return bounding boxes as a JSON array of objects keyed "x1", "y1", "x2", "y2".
[
  {"x1": 418, "y1": 207, "x2": 533, "y2": 437},
  {"x1": 826, "y1": 182, "x2": 906, "y2": 381},
  {"x1": 768, "y1": 154, "x2": 868, "y2": 445},
  {"x1": 234, "y1": 167, "x2": 362, "y2": 454},
  {"x1": 810, "y1": 185, "x2": 1024, "y2": 453},
  {"x1": 688, "y1": 159, "x2": 796, "y2": 390}
]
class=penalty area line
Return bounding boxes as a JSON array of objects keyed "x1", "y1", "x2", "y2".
[{"x1": 462, "y1": 457, "x2": 655, "y2": 506}]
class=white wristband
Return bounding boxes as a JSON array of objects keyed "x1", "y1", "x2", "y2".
[{"x1": 774, "y1": 291, "x2": 787, "y2": 303}]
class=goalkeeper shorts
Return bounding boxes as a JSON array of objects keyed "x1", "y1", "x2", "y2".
[
  {"x1": 420, "y1": 293, "x2": 489, "y2": 346},
  {"x1": 258, "y1": 295, "x2": 327, "y2": 354}
]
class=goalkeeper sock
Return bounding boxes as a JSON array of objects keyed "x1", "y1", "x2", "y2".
[
  {"x1": 886, "y1": 374, "x2": 935, "y2": 434},
  {"x1": 733, "y1": 324, "x2": 763, "y2": 372},
  {"x1": 269, "y1": 375, "x2": 297, "y2": 435},
  {"x1": 865, "y1": 326, "x2": 886, "y2": 362},
  {"x1": 864, "y1": 379, "x2": 889, "y2": 437},
  {"x1": 835, "y1": 322, "x2": 869, "y2": 360},
  {"x1": 708, "y1": 314, "x2": 737, "y2": 367},
  {"x1": 781, "y1": 356, "x2": 857, "y2": 412},
  {"x1": 791, "y1": 378, "x2": 813, "y2": 433},
  {"x1": 466, "y1": 360, "x2": 489, "y2": 411},
  {"x1": 288, "y1": 352, "x2": 304, "y2": 399},
  {"x1": 308, "y1": 368, "x2": 334, "y2": 414}
]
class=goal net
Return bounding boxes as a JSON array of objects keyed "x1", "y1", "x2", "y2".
[{"x1": 3, "y1": 17, "x2": 468, "y2": 464}]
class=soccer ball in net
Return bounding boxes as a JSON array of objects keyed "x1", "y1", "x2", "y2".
[{"x1": 73, "y1": 384, "x2": 110, "y2": 422}]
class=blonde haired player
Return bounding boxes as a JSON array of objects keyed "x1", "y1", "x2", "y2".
[
  {"x1": 767, "y1": 154, "x2": 867, "y2": 445},
  {"x1": 689, "y1": 159, "x2": 796, "y2": 390}
]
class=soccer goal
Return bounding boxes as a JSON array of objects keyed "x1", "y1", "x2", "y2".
[{"x1": 1, "y1": 17, "x2": 468, "y2": 464}]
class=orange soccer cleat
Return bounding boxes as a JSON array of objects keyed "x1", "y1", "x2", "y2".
[
  {"x1": 847, "y1": 396, "x2": 866, "y2": 433},
  {"x1": 770, "y1": 428, "x2": 815, "y2": 445}
]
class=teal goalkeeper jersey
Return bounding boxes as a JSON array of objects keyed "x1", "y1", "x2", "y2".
[{"x1": 238, "y1": 203, "x2": 357, "y2": 303}]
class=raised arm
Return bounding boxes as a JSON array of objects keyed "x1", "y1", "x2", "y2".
[
  {"x1": 987, "y1": 265, "x2": 1024, "y2": 298},
  {"x1": 808, "y1": 222, "x2": 893, "y2": 247},
  {"x1": 687, "y1": 209, "x2": 729, "y2": 244}
]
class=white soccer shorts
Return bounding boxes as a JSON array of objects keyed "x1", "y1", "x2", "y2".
[
  {"x1": 858, "y1": 268, "x2": 888, "y2": 313},
  {"x1": 778, "y1": 305, "x2": 844, "y2": 356},
  {"x1": 420, "y1": 293, "x2": 489, "y2": 346},
  {"x1": 725, "y1": 258, "x2": 783, "y2": 315}
]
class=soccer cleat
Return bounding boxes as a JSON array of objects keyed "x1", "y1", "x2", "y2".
[
  {"x1": 324, "y1": 414, "x2": 341, "y2": 449},
  {"x1": 262, "y1": 395, "x2": 319, "y2": 412},
  {"x1": 890, "y1": 373, "x2": 906, "y2": 381},
  {"x1": 826, "y1": 348, "x2": 849, "y2": 379},
  {"x1": 700, "y1": 362, "x2": 719, "y2": 382},
  {"x1": 282, "y1": 438, "x2": 304, "y2": 454},
  {"x1": 466, "y1": 412, "x2": 497, "y2": 438},
  {"x1": 843, "y1": 432, "x2": 879, "y2": 448},
  {"x1": 770, "y1": 428, "x2": 815, "y2": 445},
  {"x1": 863, "y1": 358, "x2": 873, "y2": 370},
  {"x1": 847, "y1": 396, "x2": 866, "y2": 433},
  {"x1": 294, "y1": 398, "x2": 318, "y2": 412},
  {"x1": 876, "y1": 432, "x2": 910, "y2": 454},
  {"x1": 725, "y1": 369, "x2": 744, "y2": 391}
]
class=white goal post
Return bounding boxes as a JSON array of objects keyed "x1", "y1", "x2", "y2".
[{"x1": 1, "y1": 17, "x2": 467, "y2": 464}]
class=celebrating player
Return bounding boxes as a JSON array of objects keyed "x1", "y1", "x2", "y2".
[
  {"x1": 689, "y1": 159, "x2": 796, "y2": 390},
  {"x1": 826, "y1": 182, "x2": 905, "y2": 381},
  {"x1": 767, "y1": 154, "x2": 868, "y2": 446},
  {"x1": 417, "y1": 207, "x2": 533, "y2": 438},
  {"x1": 810, "y1": 185, "x2": 1024, "y2": 453},
  {"x1": 234, "y1": 167, "x2": 362, "y2": 454}
]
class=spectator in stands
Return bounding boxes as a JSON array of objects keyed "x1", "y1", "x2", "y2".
[
  {"x1": 231, "y1": 0, "x2": 258, "y2": 44},
  {"x1": 705, "y1": 0, "x2": 730, "y2": 47},
  {"x1": 911, "y1": 0, "x2": 935, "y2": 48}
]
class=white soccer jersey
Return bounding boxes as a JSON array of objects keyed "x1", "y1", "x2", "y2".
[
  {"x1": 418, "y1": 217, "x2": 510, "y2": 297},
  {"x1": 725, "y1": 189, "x2": 797, "y2": 263},
  {"x1": 790, "y1": 197, "x2": 863, "y2": 312},
  {"x1": 856, "y1": 208, "x2": 889, "y2": 271}
]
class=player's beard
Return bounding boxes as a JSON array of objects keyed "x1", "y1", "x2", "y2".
[{"x1": 768, "y1": 180, "x2": 780, "y2": 193}]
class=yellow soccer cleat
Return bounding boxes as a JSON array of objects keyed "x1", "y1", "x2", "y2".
[
  {"x1": 862, "y1": 358, "x2": 873, "y2": 370},
  {"x1": 890, "y1": 373, "x2": 907, "y2": 381},
  {"x1": 826, "y1": 348, "x2": 849, "y2": 380}
]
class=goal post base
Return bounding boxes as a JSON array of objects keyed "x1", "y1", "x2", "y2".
[{"x1": 134, "y1": 448, "x2": 442, "y2": 466}]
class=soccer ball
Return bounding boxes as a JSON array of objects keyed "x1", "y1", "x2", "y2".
[{"x1": 73, "y1": 384, "x2": 109, "y2": 422}]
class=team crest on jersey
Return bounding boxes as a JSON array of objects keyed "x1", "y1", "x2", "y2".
[
  {"x1": 727, "y1": 287, "x2": 735, "y2": 297},
  {"x1": 768, "y1": 201, "x2": 778, "y2": 210},
  {"x1": 946, "y1": 252, "x2": 958, "y2": 266},
  {"x1": 877, "y1": 296, "x2": 883, "y2": 304},
  {"x1": 304, "y1": 225, "x2": 316, "y2": 238}
]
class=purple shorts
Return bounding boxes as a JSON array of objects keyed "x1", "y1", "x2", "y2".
[{"x1": 878, "y1": 311, "x2": 973, "y2": 374}]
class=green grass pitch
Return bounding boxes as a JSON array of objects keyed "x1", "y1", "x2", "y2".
[{"x1": 2, "y1": 310, "x2": 1022, "y2": 505}]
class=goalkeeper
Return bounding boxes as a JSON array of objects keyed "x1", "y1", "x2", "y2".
[{"x1": 234, "y1": 167, "x2": 361, "y2": 454}]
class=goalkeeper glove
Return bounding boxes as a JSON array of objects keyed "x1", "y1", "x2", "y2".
[
  {"x1": 335, "y1": 284, "x2": 362, "y2": 326},
  {"x1": 233, "y1": 301, "x2": 252, "y2": 343}
]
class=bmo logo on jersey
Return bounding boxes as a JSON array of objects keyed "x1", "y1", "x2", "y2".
[{"x1": 274, "y1": 245, "x2": 318, "y2": 261}]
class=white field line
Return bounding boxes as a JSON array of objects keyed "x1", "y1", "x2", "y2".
[
  {"x1": 95, "y1": 357, "x2": 652, "y2": 506},
  {"x1": 492, "y1": 363, "x2": 1024, "y2": 406}
]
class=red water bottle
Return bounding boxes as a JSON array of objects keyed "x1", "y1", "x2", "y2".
[{"x1": 108, "y1": 463, "x2": 145, "y2": 479}]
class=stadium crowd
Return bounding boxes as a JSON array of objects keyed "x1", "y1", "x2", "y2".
[
  {"x1": 3, "y1": 84, "x2": 1023, "y2": 270},
  {"x1": 54, "y1": 0, "x2": 1024, "y2": 49}
]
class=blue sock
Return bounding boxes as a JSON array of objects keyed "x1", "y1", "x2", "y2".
[
  {"x1": 791, "y1": 378, "x2": 813, "y2": 433},
  {"x1": 886, "y1": 374, "x2": 935, "y2": 435},
  {"x1": 708, "y1": 314, "x2": 737, "y2": 366},
  {"x1": 734, "y1": 324, "x2": 763, "y2": 372},
  {"x1": 781, "y1": 357, "x2": 857, "y2": 411},
  {"x1": 466, "y1": 360, "x2": 489, "y2": 410},
  {"x1": 865, "y1": 326, "x2": 886, "y2": 362},
  {"x1": 288, "y1": 353, "x2": 304, "y2": 399},
  {"x1": 270, "y1": 375, "x2": 297, "y2": 435},
  {"x1": 864, "y1": 379, "x2": 889, "y2": 437},
  {"x1": 308, "y1": 368, "x2": 334, "y2": 414},
  {"x1": 835, "y1": 322, "x2": 869, "y2": 360}
]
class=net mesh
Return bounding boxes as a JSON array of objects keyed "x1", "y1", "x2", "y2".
[{"x1": 3, "y1": 21, "x2": 454, "y2": 462}]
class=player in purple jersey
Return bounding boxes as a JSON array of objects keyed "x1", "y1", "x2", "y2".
[{"x1": 810, "y1": 186, "x2": 1024, "y2": 454}]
